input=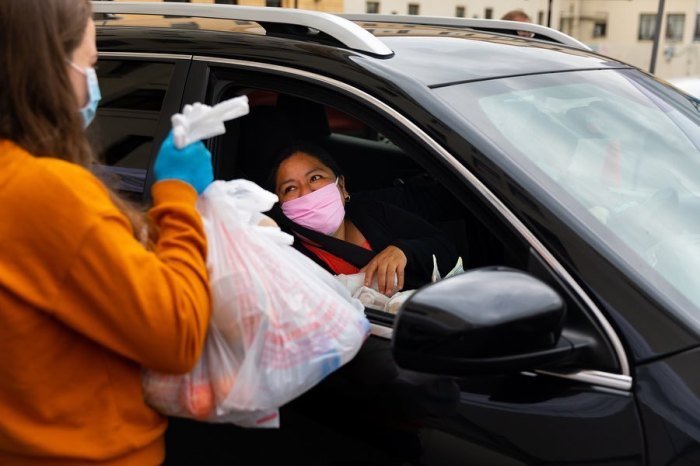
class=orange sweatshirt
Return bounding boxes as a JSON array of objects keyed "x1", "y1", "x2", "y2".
[{"x1": 0, "y1": 140, "x2": 211, "y2": 465}]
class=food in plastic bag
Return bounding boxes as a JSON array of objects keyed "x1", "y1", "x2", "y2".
[
  {"x1": 345, "y1": 284, "x2": 413, "y2": 315},
  {"x1": 142, "y1": 179, "x2": 370, "y2": 427},
  {"x1": 335, "y1": 256, "x2": 464, "y2": 314}
]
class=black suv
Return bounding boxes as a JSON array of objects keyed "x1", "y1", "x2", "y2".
[{"x1": 92, "y1": 2, "x2": 700, "y2": 464}]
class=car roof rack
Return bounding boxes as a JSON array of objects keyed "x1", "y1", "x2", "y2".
[
  {"x1": 90, "y1": 1, "x2": 393, "y2": 57},
  {"x1": 340, "y1": 14, "x2": 591, "y2": 51}
]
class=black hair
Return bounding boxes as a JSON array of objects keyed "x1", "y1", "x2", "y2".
[{"x1": 265, "y1": 142, "x2": 344, "y2": 193}]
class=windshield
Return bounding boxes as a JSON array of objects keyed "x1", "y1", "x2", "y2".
[{"x1": 434, "y1": 69, "x2": 700, "y2": 325}]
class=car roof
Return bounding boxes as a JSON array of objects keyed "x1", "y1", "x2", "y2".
[
  {"x1": 362, "y1": 34, "x2": 625, "y2": 87},
  {"x1": 93, "y1": 2, "x2": 630, "y2": 87}
]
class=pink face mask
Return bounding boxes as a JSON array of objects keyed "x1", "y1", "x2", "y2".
[{"x1": 281, "y1": 178, "x2": 345, "y2": 235}]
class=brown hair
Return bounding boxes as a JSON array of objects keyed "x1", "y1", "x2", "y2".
[
  {"x1": 501, "y1": 10, "x2": 531, "y2": 22},
  {"x1": 0, "y1": 0, "x2": 92, "y2": 164},
  {"x1": 0, "y1": 0, "x2": 153, "y2": 243},
  {"x1": 266, "y1": 142, "x2": 343, "y2": 193}
]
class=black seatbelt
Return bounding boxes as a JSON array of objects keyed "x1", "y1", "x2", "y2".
[{"x1": 267, "y1": 204, "x2": 376, "y2": 268}]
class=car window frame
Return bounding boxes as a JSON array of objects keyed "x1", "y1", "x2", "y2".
[{"x1": 184, "y1": 55, "x2": 632, "y2": 391}]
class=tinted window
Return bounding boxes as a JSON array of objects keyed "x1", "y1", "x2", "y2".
[
  {"x1": 213, "y1": 81, "x2": 504, "y2": 308},
  {"x1": 88, "y1": 60, "x2": 175, "y2": 203}
]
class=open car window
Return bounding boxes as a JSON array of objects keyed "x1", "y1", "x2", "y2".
[{"x1": 207, "y1": 81, "x2": 523, "y2": 317}]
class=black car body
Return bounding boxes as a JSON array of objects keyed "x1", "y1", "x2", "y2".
[{"x1": 90, "y1": 2, "x2": 700, "y2": 464}]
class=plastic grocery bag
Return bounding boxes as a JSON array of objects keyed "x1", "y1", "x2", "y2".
[
  {"x1": 335, "y1": 255, "x2": 464, "y2": 314},
  {"x1": 143, "y1": 179, "x2": 370, "y2": 427}
]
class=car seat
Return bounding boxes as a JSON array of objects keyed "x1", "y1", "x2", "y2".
[{"x1": 235, "y1": 105, "x2": 296, "y2": 187}]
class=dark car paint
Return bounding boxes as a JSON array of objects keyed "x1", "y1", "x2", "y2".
[
  {"x1": 373, "y1": 36, "x2": 624, "y2": 87},
  {"x1": 95, "y1": 19, "x2": 700, "y2": 465},
  {"x1": 96, "y1": 26, "x2": 626, "y2": 85},
  {"x1": 165, "y1": 344, "x2": 700, "y2": 464},
  {"x1": 165, "y1": 340, "x2": 644, "y2": 465},
  {"x1": 637, "y1": 346, "x2": 700, "y2": 464}
]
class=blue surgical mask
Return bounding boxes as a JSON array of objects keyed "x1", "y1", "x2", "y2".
[{"x1": 69, "y1": 62, "x2": 101, "y2": 128}]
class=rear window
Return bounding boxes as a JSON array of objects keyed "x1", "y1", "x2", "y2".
[{"x1": 88, "y1": 59, "x2": 176, "y2": 203}]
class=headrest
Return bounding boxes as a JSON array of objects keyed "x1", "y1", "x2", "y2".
[
  {"x1": 277, "y1": 94, "x2": 330, "y2": 141},
  {"x1": 237, "y1": 106, "x2": 296, "y2": 186}
]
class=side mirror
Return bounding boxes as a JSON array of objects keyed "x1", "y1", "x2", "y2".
[{"x1": 392, "y1": 267, "x2": 585, "y2": 375}]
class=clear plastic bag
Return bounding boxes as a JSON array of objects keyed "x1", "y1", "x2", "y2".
[
  {"x1": 143, "y1": 180, "x2": 370, "y2": 427},
  {"x1": 334, "y1": 255, "x2": 464, "y2": 314}
]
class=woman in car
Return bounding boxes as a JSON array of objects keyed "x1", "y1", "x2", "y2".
[
  {"x1": 0, "y1": 0, "x2": 214, "y2": 464},
  {"x1": 267, "y1": 143, "x2": 458, "y2": 297}
]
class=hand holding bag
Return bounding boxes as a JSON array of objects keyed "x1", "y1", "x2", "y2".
[{"x1": 142, "y1": 180, "x2": 370, "y2": 427}]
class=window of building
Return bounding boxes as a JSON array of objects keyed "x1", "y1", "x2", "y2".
[
  {"x1": 666, "y1": 14, "x2": 685, "y2": 41},
  {"x1": 639, "y1": 14, "x2": 657, "y2": 41},
  {"x1": 593, "y1": 20, "x2": 607, "y2": 38},
  {"x1": 266, "y1": 0, "x2": 282, "y2": 7},
  {"x1": 537, "y1": 11, "x2": 544, "y2": 25},
  {"x1": 695, "y1": 14, "x2": 700, "y2": 41},
  {"x1": 366, "y1": 1, "x2": 379, "y2": 14},
  {"x1": 484, "y1": 8, "x2": 493, "y2": 19},
  {"x1": 215, "y1": 0, "x2": 238, "y2": 3},
  {"x1": 560, "y1": 17, "x2": 573, "y2": 35},
  {"x1": 408, "y1": 3, "x2": 419, "y2": 15},
  {"x1": 455, "y1": 6, "x2": 465, "y2": 18}
]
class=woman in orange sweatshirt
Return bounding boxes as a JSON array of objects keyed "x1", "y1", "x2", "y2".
[{"x1": 0, "y1": 0, "x2": 213, "y2": 464}]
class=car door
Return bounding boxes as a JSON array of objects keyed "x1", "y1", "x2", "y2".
[{"x1": 161, "y1": 58, "x2": 645, "y2": 466}]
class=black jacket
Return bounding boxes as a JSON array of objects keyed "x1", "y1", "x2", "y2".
[{"x1": 269, "y1": 199, "x2": 458, "y2": 290}]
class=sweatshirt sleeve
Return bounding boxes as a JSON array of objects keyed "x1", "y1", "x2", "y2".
[
  {"x1": 53, "y1": 179, "x2": 211, "y2": 374},
  {"x1": 372, "y1": 201, "x2": 458, "y2": 288}
]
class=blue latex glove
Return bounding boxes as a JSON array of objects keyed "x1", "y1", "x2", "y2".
[{"x1": 153, "y1": 131, "x2": 214, "y2": 194}]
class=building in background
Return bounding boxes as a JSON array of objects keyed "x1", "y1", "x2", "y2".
[
  {"x1": 559, "y1": 0, "x2": 700, "y2": 80},
  {"x1": 345, "y1": 0, "x2": 700, "y2": 79},
  {"x1": 114, "y1": 0, "x2": 343, "y2": 12},
  {"x1": 113, "y1": 0, "x2": 549, "y2": 24},
  {"x1": 344, "y1": 0, "x2": 550, "y2": 23}
]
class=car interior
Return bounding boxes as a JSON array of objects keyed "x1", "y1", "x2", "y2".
[
  {"x1": 203, "y1": 80, "x2": 619, "y2": 372},
  {"x1": 210, "y1": 86, "x2": 508, "y2": 293}
]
